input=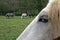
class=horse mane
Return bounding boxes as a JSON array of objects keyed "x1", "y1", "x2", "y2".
[{"x1": 49, "y1": 0, "x2": 60, "y2": 39}]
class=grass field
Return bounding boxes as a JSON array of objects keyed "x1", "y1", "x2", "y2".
[{"x1": 0, "y1": 16, "x2": 35, "y2": 40}]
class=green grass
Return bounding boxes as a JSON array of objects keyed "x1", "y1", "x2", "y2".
[{"x1": 0, "y1": 16, "x2": 35, "y2": 40}]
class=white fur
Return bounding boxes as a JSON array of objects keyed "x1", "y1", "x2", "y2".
[{"x1": 21, "y1": 13, "x2": 27, "y2": 19}]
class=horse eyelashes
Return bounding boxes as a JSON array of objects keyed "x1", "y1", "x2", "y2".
[{"x1": 38, "y1": 15, "x2": 48, "y2": 23}]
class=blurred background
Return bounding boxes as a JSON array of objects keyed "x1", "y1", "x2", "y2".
[{"x1": 0, "y1": 0, "x2": 48, "y2": 40}]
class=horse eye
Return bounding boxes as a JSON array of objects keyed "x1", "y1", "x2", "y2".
[{"x1": 39, "y1": 15, "x2": 48, "y2": 23}]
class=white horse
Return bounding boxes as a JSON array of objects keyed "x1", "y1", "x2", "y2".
[
  {"x1": 21, "y1": 13, "x2": 27, "y2": 19},
  {"x1": 17, "y1": 0, "x2": 60, "y2": 40}
]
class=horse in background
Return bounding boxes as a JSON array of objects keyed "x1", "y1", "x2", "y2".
[
  {"x1": 21, "y1": 13, "x2": 27, "y2": 19},
  {"x1": 17, "y1": 0, "x2": 60, "y2": 40},
  {"x1": 5, "y1": 13, "x2": 15, "y2": 18}
]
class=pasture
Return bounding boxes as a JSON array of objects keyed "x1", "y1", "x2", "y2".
[{"x1": 0, "y1": 16, "x2": 34, "y2": 40}]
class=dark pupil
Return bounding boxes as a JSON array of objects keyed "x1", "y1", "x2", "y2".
[{"x1": 39, "y1": 15, "x2": 48, "y2": 23}]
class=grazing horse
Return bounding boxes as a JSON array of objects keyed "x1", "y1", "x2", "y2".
[
  {"x1": 21, "y1": 13, "x2": 27, "y2": 19},
  {"x1": 17, "y1": 0, "x2": 60, "y2": 40},
  {"x1": 5, "y1": 13, "x2": 15, "y2": 18}
]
